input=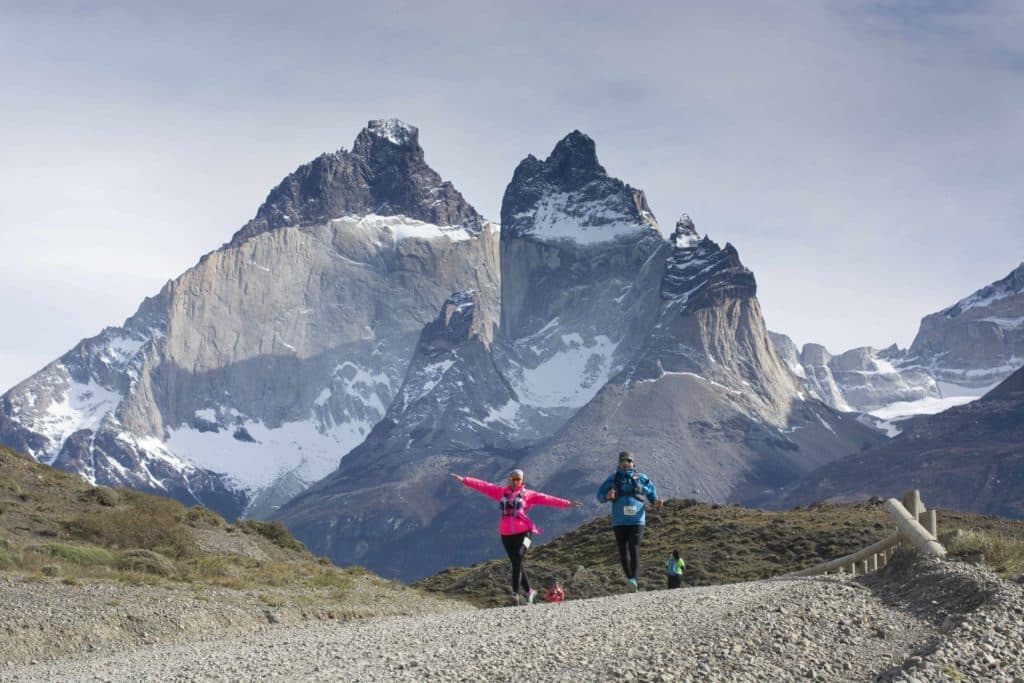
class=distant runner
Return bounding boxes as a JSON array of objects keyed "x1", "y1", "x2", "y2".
[
  {"x1": 597, "y1": 451, "x2": 662, "y2": 592},
  {"x1": 451, "y1": 468, "x2": 581, "y2": 606},
  {"x1": 666, "y1": 549, "x2": 686, "y2": 589},
  {"x1": 545, "y1": 580, "x2": 565, "y2": 603}
]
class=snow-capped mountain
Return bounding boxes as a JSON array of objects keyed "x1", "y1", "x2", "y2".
[
  {"x1": 496, "y1": 130, "x2": 665, "y2": 419},
  {"x1": 768, "y1": 263, "x2": 1024, "y2": 429},
  {"x1": 774, "y1": 363, "x2": 1024, "y2": 519},
  {"x1": 907, "y1": 262, "x2": 1024, "y2": 389},
  {"x1": 0, "y1": 119, "x2": 499, "y2": 520},
  {"x1": 769, "y1": 337, "x2": 938, "y2": 412},
  {"x1": 276, "y1": 132, "x2": 884, "y2": 581}
]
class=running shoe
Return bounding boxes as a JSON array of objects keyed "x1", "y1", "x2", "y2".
[
  {"x1": 526, "y1": 589, "x2": 537, "y2": 604},
  {"x1": 509, "y1": 593, "x2": 521, "y2": 606},
  {"x1": 628, "y1": 578, "x2": 638, "y2": 593}
]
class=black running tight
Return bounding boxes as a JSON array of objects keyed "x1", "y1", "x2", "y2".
[
  {"x1": 614, "y1": 525, "x2": 644, "y2": 580},
  {"x1": 500, "y1": 532, "x2": 532, "y2": 594}
]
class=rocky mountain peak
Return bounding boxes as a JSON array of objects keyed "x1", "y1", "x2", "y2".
[
  {"x1": 909, "y1": 262, "x2": 1024, "y2": 388},
  {"x1": 356, "y1": 119, "x2": 419, "y2": 149},
  {"x1": 423, "y1": 290, "x2": 494, "y2": 351},
  {"x1": 229, "y1": 119, "x2": 483, "y2": 246},
  {"x1": 660, "y1": 220, "x2": 756, "y2": 311},
  {"x1": 672, "y1": 214, "x2": 700, "y2": 248},
  {"x1": 500, "y1": 131, "x2": 658, "y2": 241},
  {"x1": 544, "y1": 130, "x2": 605, "y2": 185},
  {"x1": 940, "y1": 261, "x2": 1024, "y2": 319}
]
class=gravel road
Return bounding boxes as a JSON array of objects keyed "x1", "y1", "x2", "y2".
[{"x1": 3, "y1": 554, "x2": 1022, "y2": 682}]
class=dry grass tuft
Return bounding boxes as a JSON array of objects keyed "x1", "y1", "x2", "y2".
[{"x1": 944, "y1": 528, "x2": 1024, "y2": 579}]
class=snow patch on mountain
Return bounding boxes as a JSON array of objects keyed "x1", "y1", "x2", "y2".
[
  {"x1": 927, "y1": 357, "x2": 1024, "y2": 385},
  {"x1": 482, "y1": 399, "x2": 523, "y2": 428},
  {"x1": 323, "y1": 361, "x2": 393, "y2": 419},
  {"x1": 396, "y1": 359, "x2": 456, "y2": 409},
  {"x1": 166, "y1": 415, "x2": 355, "y2": 492},
  {"x1": 332, "y1": 214, "x2": 475, "y2": 246},
  {"x1": 866, "y1": 392, "x2": 981, "y2": 435},
  {"x1": 366, "y1": 118, "x2": 418, "y2": 146},
  {"x1": 37, "y1": 376, "x2": 121, "y2": 464},
  {"x1": 935, "y1": 379, "x2": 1001, "y2": 398},
  {"x1": 980, "y1": 315, "x2": 1024, "y2": 330},
  {"x1": 505, "y1": 332, "x2": 619, "y2": 408},
  {"x1": 516, "y1": 192, "x2": 650, "y2": 245}
]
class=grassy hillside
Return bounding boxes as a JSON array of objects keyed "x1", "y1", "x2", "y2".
[
  {"x1": 416, "y1": 497, "x2": 1024, "y2": 607},
  {"x1": 0, "y1": 444, "x2": 451, "y2": 610},
  {"x1": 5, "y1": 441, "x2": 1021, "y2": 616}
]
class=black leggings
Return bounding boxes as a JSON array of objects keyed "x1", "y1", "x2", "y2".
[
  {"x1": 614, "y1": 525, "x2": 644, "y2": 580},
  {"x1": 501, "y1": 532, "x2": 532, "y2": 594}
]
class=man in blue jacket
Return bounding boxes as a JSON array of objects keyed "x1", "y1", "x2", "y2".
[{"x1": 597, "y1": 451, "x2": 662, "y2": 592}]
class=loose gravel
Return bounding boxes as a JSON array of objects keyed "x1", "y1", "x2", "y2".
[{"x1": 3, "y1": 553, "x2": 1021, "y2": 682}]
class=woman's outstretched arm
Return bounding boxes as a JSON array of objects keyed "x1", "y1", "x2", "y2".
[{"x1": 451, "y1": 473, "x2": 504, "y2": 500}]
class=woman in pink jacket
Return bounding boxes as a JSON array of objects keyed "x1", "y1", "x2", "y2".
[{"x1": 451, "y1": 468, "x2": 581, "y2": 606}]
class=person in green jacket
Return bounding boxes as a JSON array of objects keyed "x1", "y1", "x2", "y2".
[{"x1": 666, "y1": 549, "x2": 685, "y2": 589}]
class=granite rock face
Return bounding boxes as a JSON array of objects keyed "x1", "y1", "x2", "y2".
[
  {"x1": 770, "y1": 337, "x2": 939, "y2": 413},
  {"x1": 0, "y1": 120, "x2": 499, "y2": 520},
  {"x1": 907, "y1": 263, "x2": 1024, "y2": 389},
  {"x1": 496, "y1": 131, "x2": 665, "y2": 419}
]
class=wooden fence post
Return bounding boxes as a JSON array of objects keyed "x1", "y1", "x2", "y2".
[
  {"x1": 926, "y1": 509, "x2": 937, "y2": 537},
  {"x1": 884, "y1": 498, "x2": 947, "y2": 557},
  {"x1": 780, "y1": 490, "x2": 946, "y2": 578},
  {"x1": 903, "y1": 490, "x2": 924, "y2": 523}
]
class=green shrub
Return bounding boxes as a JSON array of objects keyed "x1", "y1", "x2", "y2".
[
  {"x1": 186, "y1": 506, "x2": 226, "y2": 529},
  {"x1": 0, "y1": 548, "x2": 16, "y2": 571},
  {"x1": 237, "y1": 520, "x2": 305, "y2": 552},
  {"x1": 116, "y1": 549, "x2": 176, "y2": 577},
  {"x1": 64, "y1": 507, "x2": 196, "y2": 559},
  {"x1": 41, "y1": 564, "x2": 61, "y2": 577},
  {"x1": 80, "y1": 487, "x2": 119, "y2": 507},
  {"x1": 43, "y1": 543, "x2": 115, "y2": 566},
  {"x1": 310, "y1": 568, "x2": 356, "y2": 590}
]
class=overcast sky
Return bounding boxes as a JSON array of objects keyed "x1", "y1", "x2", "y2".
[{"x1": 1, "y1": 0, "x2": 1022, "y2": 392}]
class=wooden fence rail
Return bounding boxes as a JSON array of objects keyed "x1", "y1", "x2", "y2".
[{"x1": 784, "y1": 490, "x2": 946, "y2": 578}]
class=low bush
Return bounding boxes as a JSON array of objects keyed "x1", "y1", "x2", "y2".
[
  {"x1": 80, "y1": 487, "x2": 119, "y2": 507},
  {"x1": 64, "y1": 507, "x2": 196, "y2": 559},
  {"x1": 116, "y1": 548, "x2": 177, "y2": 577},
  {"x1": 237, "y1": 520, "x2": 305, "y2": 553},
  {"x1": 186, "y1": 506, "x2": 226, "y2": 529},
  {"x1": 43, "y1": 543, "x2": 115, "y2": 566}
]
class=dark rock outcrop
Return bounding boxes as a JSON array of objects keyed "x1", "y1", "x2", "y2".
[{"x1": 230, "y1": 119, "x2": 484, "y2": 246}]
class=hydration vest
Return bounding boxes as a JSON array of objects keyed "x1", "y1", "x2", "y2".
[
  {"x1": 615, "y1": 469, "x2": 647, "y2": 500},
  {"x1": 499, "y1": 488, "x2": 526, "y2": 518},
  {"x1": 499, "y1": 487, "x2": 541, "y2": 533}
]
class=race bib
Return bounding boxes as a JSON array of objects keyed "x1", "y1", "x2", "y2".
[
  {"x1": 522, "y1": 536, "x2": 532, "y2": 549},
  {"x1": 623, "y1": 505, "x2": 638, "y2": 516}
]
